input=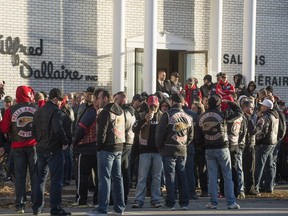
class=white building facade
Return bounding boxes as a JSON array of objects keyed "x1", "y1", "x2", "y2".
[{"x1": 0, "y1": 0, "x2": 287, "y2": 102}]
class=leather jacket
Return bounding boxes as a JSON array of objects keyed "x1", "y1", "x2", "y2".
[
  {"x1": 97, "y1": 102, "x2": 125, "y2": 152},
  {"x1": 33, "y1": 101, "x2": 68, "y2": 154},
  {"x1": 156, "y1": 104, "x2": 193, "y2": 157},
  {"x1": 256, "y1": 109, "x2": 279, "y2": 145}
]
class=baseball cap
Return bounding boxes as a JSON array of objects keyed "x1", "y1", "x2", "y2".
[
  {"x1": 85, "y1": 86, "x2": 95, "y2": 94},
  {"x1": 49, "y1": 88, "x2": 64, "y2": 101},
  {"x1": 208, "y1": 94, "x2": 221, "y2": 109},
  {"x1": 4, "y1": 95, "x2": 12, "y2": 103},
  {"x1": 147, "y1": 95, "x2": 159, "y2": 107},
  {"x1": 216, "y1": 72, "x2": 223, "y2": 77},
  {"x1": 132, "y1": 94, "x2": 144, "y2": 101},
  {"x1": 141, "y1": 91, "x2": 149, "y2": 99},
  {"x1": 259, "y1": 99, "x2": 273, "y2": 109},
  {"x1": 203, "y1": 74, "x2": 212, "y2": 82}
]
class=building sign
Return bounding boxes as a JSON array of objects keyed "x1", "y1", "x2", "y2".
[
  {"x1": 223, "y1": 54, "x2": 265, "y2": 65},
  {"x1": 0, "y1": 34, "x2": 98, "y2": 81},
  {"x1": 255, "y1": 75, "x2": 288, "y2": 87}
]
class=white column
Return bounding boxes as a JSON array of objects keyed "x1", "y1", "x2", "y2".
[
  {"x1": 209, "y1": 0, "x2": 223, "y2": 78},
  {"x1": 112, "y1": 0, "x2": 125, "y2": 94},
  {"x1": 242, "y1": 0, "x2": 257, "y2": 84},
  {"x1": 143, "y1": 0, "x2": 157, "y2": 95}
]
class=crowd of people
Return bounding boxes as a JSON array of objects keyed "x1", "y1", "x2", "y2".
[{"x1": 0, "y1": 69, "x2": 288, "y2": 215}]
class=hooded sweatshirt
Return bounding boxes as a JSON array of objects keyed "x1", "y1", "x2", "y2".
[
  {"x1": 97, "y1": 102, "x2": 126, "y2": 152},
  {"x1": 1, "y1": 86, "x2": 37, "y2": 148},
  {"x1": 245, "y1": 81, "x2": 257, "y2": 97},
  {"x1": 233, "y1": 73, "x2": 246, "y2": 98}
]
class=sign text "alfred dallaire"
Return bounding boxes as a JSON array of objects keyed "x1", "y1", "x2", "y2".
[{"x1": 0, "y1": 35, "x2": 98, "y2": 81}]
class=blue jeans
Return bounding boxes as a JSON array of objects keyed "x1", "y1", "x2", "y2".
[
  {"x1": 186, "y1": 144, "x2": 196, "y2": 198},
  {"x1": 261, "y1": 142, "x2": 280, "y2": 191},
  {"x1": 205, "y1": 148, "x2": 236, "y2": 206},
  {"x1": 236, "y1": 147, "x2": 245, "y2": 193},
  {"x1": 162, "y1": 156, "x2": 189, "y2": 208},
  {"x1": 254, "y1": 144, "x2": 275, "y2": 192},
  {"x1": 13, "y1": 146, "x2": 37, "y2": 210},
  {"x1": 33, "y1": 151, "x2": 64, "y2": 214},
  {"x1": 96, "y1": 150, "x2": 125, "y2": 214},
  {"x1": 134, "y1": 153, "x2": 162, "y2": 206}
]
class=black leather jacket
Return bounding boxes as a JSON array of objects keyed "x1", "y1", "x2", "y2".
[
  {"x1": 198, "y1": 102, "x2": 242, "y2": 149},
  {"x1": 33, "y1": 101, "x2": 68, "y2": 154},
  {"x1": 256, "y1": 109, "x2": 279, "y2": 145},
  {"x1": 156, "y1": 104, "x2": 193, "y2": 157},
  {"x1": 97, "y1": 102, "x2": 125, "y2": 152}
]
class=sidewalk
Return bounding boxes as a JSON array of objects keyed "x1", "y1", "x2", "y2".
[{"x1": 0, "y1": 181, "x2": 287, "y2": 215}]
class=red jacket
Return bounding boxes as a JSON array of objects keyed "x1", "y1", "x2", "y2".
[
  {"x1": 216, "y1": 80, "x2": 235, "y2": 97},
  {"x1": 1, "y1": 86, "x2": 37, "y2": 149},
  {"x1": 184, "y1": 84, "x2": 202, "y2": 108}
]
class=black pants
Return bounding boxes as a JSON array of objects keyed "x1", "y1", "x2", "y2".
[
  {"x1": 195, "y1": 148, "x2": 208, "y2": 193},
  {"x1": 75, "y1": 154, "x2": 98, "y2": 205},
  {"x1": 121, "y1": 145, "x2": 132, "y2": 204},
  {"x1": 243, "y1": 146, "x2": 255, "y2": 193}
]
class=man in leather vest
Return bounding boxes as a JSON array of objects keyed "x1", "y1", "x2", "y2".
[
  {"x1": 114, "y1": 91, "x2": 136, "y2": 205},
  {"x1": 72, "y1": 86, "x2": 98, "y2": 207},
  {"x1": 198, "y1": 94, "x2": 240, "y2": 210},
  {"x1": 1, "y1": 86, "x2": 37, "y2": 214},
  {"x1": 32, "y1": 88, "x2": 70, "y2": 216},
  {"x1": 87, "y1": 89, "x2": 126, "y2": 216},
  {"x1": 254, "y1": 98, "x2": 279, "y2": 195},
  {"x1": 156, "y1": 93, "x2": 193, "y2": 210},
  {"x1": 131, "y1": 94, "x2": 163, "y2": 209}
]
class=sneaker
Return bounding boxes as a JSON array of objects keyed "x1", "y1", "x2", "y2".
[
  {"x1": 238, "y1": 192, "x2": 245, "y2": 199},
  {"x1": 200, "y1": 192, "x2": 209, "y2": 197},
  {"x1": 190, "y1": 193, "x2": 199, "y2": 200},
  {"x1": 132, "y1": 202, "x2": 142, "y2": 208},
  {"x1": 50, "y1": 208, "x2": 71, "y2": 215},
  {"x1": 228, "y1": 203, "x2": 240, "y2": 209},
  {"x1": 181, "y1": 206, "x2": 188, "y2": 210},
  {"x1": 218, "y1": 193, "x2": 225, "y2": 198},
  {"x1": 206, "y1": 202, "x2": 217, "y2": 209},
  {"x1": 71, "y1": 202, "x2": 93, "y2": 208},
  {"x1": 33, "y1": 211, "x2": 42, "y2": 215},
  {"x1": 86, "y1": 208, "x2": 107, "y2": 216},
  {"x1": 165, "y1": 205, "x2": 175, "y2": 211},
  {"x1": 246, "y1": 189, "x2": 260, "y2": 196},
  {"x1": 170, "y1": 206, "x2": 176, "y2": 211},
  {"x1": 151, "y1": 203, "x2": 162, "y2": 208},
  {"x1": 110, "y1": 210, "x2": 124, "y2": 215},
  {"x1": 16, "y1": 208, "x2": 25, "y2": 214}
]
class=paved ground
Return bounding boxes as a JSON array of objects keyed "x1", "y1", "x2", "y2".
[{"x1": 0, "y1": 182, "x2": 288, "y2": 215}]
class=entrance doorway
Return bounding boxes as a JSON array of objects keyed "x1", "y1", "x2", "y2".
[{"x1": 135, "y1": 49, "x2": 208, "y2": 94}]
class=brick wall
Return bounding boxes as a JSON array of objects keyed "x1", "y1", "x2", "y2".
[{"x1": 0, "y1": 0, "x2": 287, "y2": 103}]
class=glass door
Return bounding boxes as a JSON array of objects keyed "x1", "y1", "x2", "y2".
[
  {"x1": 135, "y1": 48, "x2": 144, "y2": 93},
  {"x1": 183, "y1": 51, "x2": 208, "y2": 86}
]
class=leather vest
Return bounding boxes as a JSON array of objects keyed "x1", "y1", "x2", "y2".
[
  {"x1": 199, "y1": 110, "x2": 228, "y2": 148},
  {"x1": 10, "y1": 103, "x2": 36, "y2": 143},
  {"x1": 78, "y1": 120, "x2": 97, "y2": 145},
  {"x1": 164, "y1": 108, "x2": 192, "y2": 146},
  {"x1": 105, "y1": 111, "x2": 126, "y2": 145},
  {"x1": 227, "y1": 115, "x2": 243, "y2": 146},
  {"x1": 256, "y1": 112, "x2": 279, "y2": 145}
]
